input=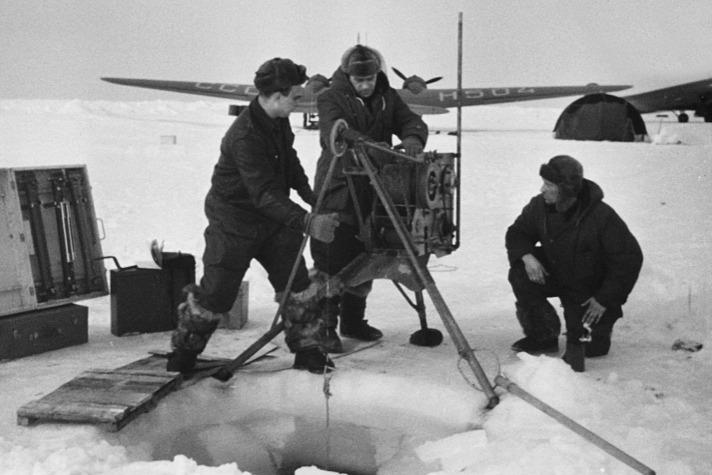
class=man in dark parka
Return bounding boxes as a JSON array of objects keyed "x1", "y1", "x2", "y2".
[
  {"x1": 310, "y1": 45, "x2": 429, "y2": 352},
  {"x1": 168, "y1": 58, "x2": 339, "y2": 374},
  {"x1": 505, "y1": 155, "x2": 642, "y2": 371}
]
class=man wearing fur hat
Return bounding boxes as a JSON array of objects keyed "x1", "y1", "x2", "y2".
[
  {"x1": 505, "y1": 155, "x2": 642, "y2": 371},
  {"x1": 167, "y1": 58, "x2": 340, "y2": 374},
  {"x1": 310, "y1": 45, "x2": 429, "y2": 353}
]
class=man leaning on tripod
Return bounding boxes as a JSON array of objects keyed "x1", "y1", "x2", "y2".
[{"x1": 310, "y1": 44, "x2": 429, "y2": 354}]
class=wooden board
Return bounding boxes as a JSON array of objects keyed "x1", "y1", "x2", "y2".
[
  {"x1": 16, "y1": 343, "x2": 279, "y2": 431},
  {"x1": 16, "y1": 365, "x2": 181, "y2": 432}
]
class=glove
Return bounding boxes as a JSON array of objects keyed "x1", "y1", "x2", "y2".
[
  {"x1": 305, "y1": 212, "x2": 340, "y2": 243},
  {"x1": 397, "y1": 136, "x2": 424, "y2": 156}
]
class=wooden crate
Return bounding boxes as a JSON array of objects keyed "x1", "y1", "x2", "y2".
[{"x1": 0, "y1": 166, "x2": 108, "y2": 317}]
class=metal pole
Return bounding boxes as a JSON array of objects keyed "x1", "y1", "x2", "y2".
[
  {"x1": 213, "y1": 322, "x2": 286, "y2": 380},
  {"x1": 456, "y1": 12, "x2": 463, "y2": 249},
  {"x1": 209, "y1": 139, "x2": 346, "y2": 382},
  {"x1": 270, "y1": 145, "x2": 343, "y2": 329},
  {"x1": 495, "y1": 375, "x2": 656, "y2": 475}
]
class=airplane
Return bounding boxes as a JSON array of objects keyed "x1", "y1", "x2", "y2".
[
  {"x1": 621, "y1": 77, "x2": 712, "y2": 123},
  {"x1": 101, "y1": 71, "x2": 631, "y2": 129}
]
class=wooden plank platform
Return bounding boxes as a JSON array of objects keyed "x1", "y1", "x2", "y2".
[
  {"x1": 16, "y1": 361, "x2": 183, "y2": 431},
  {"x1": 16, "y1": 343, "x2": 278, "y2": 431}
]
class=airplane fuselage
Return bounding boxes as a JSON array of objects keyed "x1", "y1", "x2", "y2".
[{"x1": 622, "y1": 77, "x2": 712, "y2": 121}]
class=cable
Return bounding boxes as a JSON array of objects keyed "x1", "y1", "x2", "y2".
[
  {"x1": 322, "y1": 369, "x2": 334, "y2": 471},
  {"x1": 456, "y1": 347, "x2": 501, "y2": 393}
]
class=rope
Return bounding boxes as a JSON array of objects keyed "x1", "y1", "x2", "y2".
[
  {"x1": 456, "y1": 347, "x2": 501, "y2": 393},
  {"x1": 322, "y1": 369, "x2": 334, "y2": 471}
]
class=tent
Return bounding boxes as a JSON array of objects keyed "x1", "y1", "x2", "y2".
[{"x1": 554, "y1": 93, "x2": 648, "y2": 142}]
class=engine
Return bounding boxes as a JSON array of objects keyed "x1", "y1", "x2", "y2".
[
  {"x1": 371, "y1": 151, "x2": 457, "y2": 256},
  {"x1": 329, "y1": 119, "x2": 460, "y2": 258}
]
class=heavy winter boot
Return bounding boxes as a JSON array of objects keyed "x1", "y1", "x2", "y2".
[
  {"x1": 562, "y1": 341, "x2": 585, "y2": 372},
  {"x1": 340, "y1": 293, "x2": 383, "y2": 341},
  {"x1": 166, "y1": 349, "x2": 200, "y2": 373},
  {"x1": 511, "y1": 301, "x2": 560, "y2": 353},
  {"x1": 167, "y1": 291, "x2": 222, "y2": 373},
  {"x1": 320, "y1": 296, "x2": 343, "y2": 353},
  {"x1": 586, "y1": 325, "x2": 613, "y2": 357},
  {"x1": 281, "y1": 274, "x2": 336, "y2": 355},
  {"x1": 293, "y1": 347, "x2": 335, "y2": 374},
  {"x1": 511, "y1": 336, "x2": 559, "y2": 354}
]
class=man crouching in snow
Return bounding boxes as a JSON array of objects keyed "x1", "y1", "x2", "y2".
[
  {"x1": 505, "y1": 155, "x2": 643, "y2": 372},
  {"x1": 167, "y1": 57, "x2": 339, "y2": 374}
]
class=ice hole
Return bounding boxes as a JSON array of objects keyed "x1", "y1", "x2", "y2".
[{"x1": 114, "y1": 369, "x2": 484, "y2": 474}]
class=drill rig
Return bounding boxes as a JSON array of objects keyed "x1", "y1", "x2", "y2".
[
  {"x1": 214, "y1": 12, "x2": 498, "y2": 409},
  {"x1": 326, "y1": 119, "x2": 499, "y2": 408}
]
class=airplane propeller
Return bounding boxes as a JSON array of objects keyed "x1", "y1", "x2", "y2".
[{"x1": 392, "y1": 67, "x2": 443, "y2": 94}]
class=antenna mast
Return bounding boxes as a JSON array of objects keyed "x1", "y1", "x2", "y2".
[
  {"x1": 457, "y1": 12, "x2": 463, "y2": 158},
  {"x1": 456, "y1": 12, "x2": 463, "y2": 248}
]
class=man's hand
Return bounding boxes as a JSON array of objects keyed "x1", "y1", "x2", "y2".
[
  {"x1": 521, "y1": 253, "x2": 548, "y2": 284},
  {"x1": 305, "y1": 212, "x2": 340, "y2": 243},
  {"x1": 581, "y1": 297, "x2": 606, "y2": 325},
  {"x1": 397, "y1": 136, "x2": 424, "y2": 156}
]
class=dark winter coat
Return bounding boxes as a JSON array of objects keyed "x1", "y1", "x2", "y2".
[
  {"x1": 506, "y1": 179, "x2": 643, "y2": 308},
  {"x1": 313, "y1": 68, "x2": 428, "y2": 220},
  {"x1": 207, "y1": 97, "x2": 315, "y2": 231}
]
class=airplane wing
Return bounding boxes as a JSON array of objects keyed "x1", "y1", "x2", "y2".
[
  {"x1": 399, "y1": 83, "x2": 632, "y2": 109},
  {"x1": 101, "y1": 78, "x2": 257, "y2": 101},
  {"x1": 102, "y1": 77, "x2": 319, "y2": 113},
  {"x1": 102, "y1": 77, "x2": 630, "y2": 117},
  {"x1": 102, "y1": 76, "x2": 444, "y2": 116},
  {"x1": 622, "y1": 77, "x2": 712, "y2": 114}
]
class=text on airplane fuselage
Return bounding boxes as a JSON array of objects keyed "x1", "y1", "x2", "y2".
[
  {"x1": 195, "y1": 82, "x2": 259, "y2": 95},
  {"x1": 438, "y1": 88, "x2": 536, "y2": 101}
]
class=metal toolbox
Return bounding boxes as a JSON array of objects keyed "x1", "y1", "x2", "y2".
[
  {"x1": 110, "y1": 254, "x2": 195, "y2": 336},
  {"x1": 0, "y1": 166, "x2": 108, "y2": 317},
  {"x1": 0, "y1": 304, "x2": 88, "y2": 359},
  {"x1": 110, "y1": 267, "x2": 176, "y2": 336}
]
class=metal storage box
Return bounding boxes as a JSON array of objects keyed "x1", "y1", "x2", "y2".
[
  {"x1": 0, "y1": 166, "x2": 108, "y2": 317},
  {"x1": 110, "y1": 259, "x2": 194, "y2": 336},
  {"x1": 0, "y1": 304, "x2": 88, "y2": 359}
]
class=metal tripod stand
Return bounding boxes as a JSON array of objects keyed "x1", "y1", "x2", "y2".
[{"x1": 328, "y1": 119, "x2": 499, "y2": 408}]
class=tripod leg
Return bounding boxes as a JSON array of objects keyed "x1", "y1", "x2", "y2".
[
  {"x1": 392, "y1": 282, "x2": 443, "y2": 347},
  {"x1": 423, "y1": 279, "x2": 499, "y2": 407},
  {"x1": 356, "y1": 147, "x2": 499, "y2": 408},
  {"x1": 410, "y1": 290, "x2": 444, "y2": 347}
]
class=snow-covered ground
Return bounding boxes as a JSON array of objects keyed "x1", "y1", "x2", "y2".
[{"x1": 0, "y1": 99, "x2": 711, "y2": 475}]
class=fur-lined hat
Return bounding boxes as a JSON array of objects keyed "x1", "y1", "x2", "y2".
[
  {"x1": 340, "y1": 45, "x2": 382, "y2": 77},
  {"x1": 253, "y1": 58, "x2": 307, "y2": 95},
  {"x1": 539, "y1": 155, "x2": 584, "y2": 199}
]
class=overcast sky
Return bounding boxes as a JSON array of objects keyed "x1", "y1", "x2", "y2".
[{"x1": 2, "y1": 0, "x2": 712, "y2": 101}]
